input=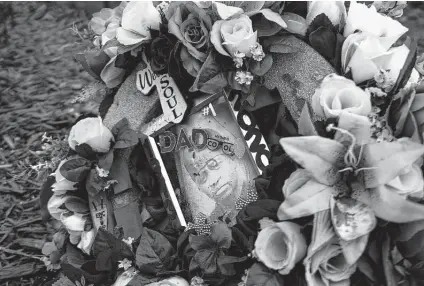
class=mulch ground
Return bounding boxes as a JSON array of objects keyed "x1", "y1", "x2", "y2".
[
  {"x1": 0, "y1": 2, "x2": 423, "y2": 286},
  {"x1": 0, "y1": 2, "x2": 96, "y2": 285}
]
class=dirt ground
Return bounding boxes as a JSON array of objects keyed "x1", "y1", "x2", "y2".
[{"x1": 0, "y1": 2, "x2": 423, "y2": 286}]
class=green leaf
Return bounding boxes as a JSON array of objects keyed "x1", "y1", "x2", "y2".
[
  {"x1": 198, "y1": 73, "x2": 228, "y2": 94},
  {"x1": 60, "y1": 157, "x2": 91, "y2": 183},
  {"x1": 40, "y1": 175, "x2": 55, "y2": 221},
  {"x1": 189, "y1": 235, "x2": 216, "y2": 251},
  {"x1": 263, "y1": 35, "x2": 302, "y2": 54},
  {"x1": 281, "y1": 12, "x2": 307, "y2": 36},
  {"x1": 252, "y1": 14, "x2": 283, "y2": 37},
  {"x1": 192, "y1": 249, "x2": 218, "y2": 275},
  {"x1": 246, "y1": 263, "x2": 285, "y2": 286},
  {"x1": 65, "y1": 243, "x2": 86, "y2": 269},
  {"x1": 95, "y1": 249, "x2": 114, "y2": 271},
  {"x1": 109, "y1": 155, "x2": 132, "y2": 194},
  {"x1": 210, "y1": 222, "x2": 232, "y2": 249},
  {"x1": 114, "y1": 129, "x2": 139, "y2": 149},
  {"x1": 250, "y1": 54, "x2": 273, "y2": 76},
  {"x1": 92, "y1": 228, "x2": 133, "y2": 259},
  {"x1": 98, "y1": 151, "x2": 114, "y2": 171},
  {"x1": 58, "y1": 264, "x2": 83, "y2": 284},
  {"x1": 298, "y1": 103, "x2": 318, "y2": 136},
  {"x1": 237, "y1": 1, "x2": 265, "y2": 13},
  {"x1": 111, "y1": 118, "x2": 130, "y2": 138},
  {"x1": 99, "y1": 93, "x2": 115, "y2": 120},
  {"x1": 392, "y1": 37, "x2": 418, "y2": 94},
  {"x1": 51, "y1": 275, "x2": 75, "y2": 286},
  {"x1": 85, "y1": 169, "x2": 107, "y2": 197},
  {"x1": 135, "y1": 228, "x2": 176, "y2": 274},
  {"x1": 391, "y1": 220, "x2": 424, "y2": 242},
  {"x1": 190, "y1": 52, "x2": 227, "y2": 94},
  {"x1": 74, "y1": 143, "x2": 97, "y2": 161},
  {"x1": 242, "y1": 85, "x2": 282, "y2": 112},
  {"x1": 180, "y1": 46, "x2": 202, "y2": 77},
  {"x1": 217, "y1": 255, "x2": 247, "y2": 276},
  {"x1": 65, "y1": 196, "x2": 89, "y2": 214},
  {"x1": 309, "y1": 26, "x2": 336, "y2": 60},
  {"x1": 75, "y1": 50, "x2": 109, "y2": 80},
  {"x1": 381, "y1": 234, "x2": 397, "y2": 286},
  {"x1": 257, "y1": 9, "x2": 287, "y2": 28}
]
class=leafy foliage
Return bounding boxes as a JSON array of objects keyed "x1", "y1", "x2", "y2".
[
  {"x1": 92, "y1": 229, "x2": 134, "y2": 272},
  {"x1": 135, "y1": 228, "x2": 176, "y2": 274}
]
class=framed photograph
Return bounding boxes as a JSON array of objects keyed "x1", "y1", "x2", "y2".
[{"x1": 148, "y1": 92, "x2": 265, "y2": 227}]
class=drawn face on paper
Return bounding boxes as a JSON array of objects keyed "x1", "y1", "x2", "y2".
[
  {"x1": 179, "y1": 120, "x2": 248, "y2": 209},
  {"x1": 184, "y1": 150, "x2": 243, "y2": 208}
]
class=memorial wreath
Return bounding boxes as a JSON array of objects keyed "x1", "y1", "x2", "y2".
[{"x1": 39, "y1": 1, "x2": 424, "y2": 286}]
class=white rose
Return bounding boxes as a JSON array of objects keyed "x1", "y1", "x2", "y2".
[
  {"x1": 386, "y1": 163, "x2": 424, "y2": 199},
  {"x1": 47, "y1": 194, "x2": 67, "y2": 220},
  {"x1": 254, "y1": 221, "x2": 307, "y2": 275},
  {"x1": 343, "y1": 0, "x2": 408, "y2": 38},
  {"x1": 116, "y1": 1, "x2": 161, "y2": 46},
  {"x1": 311, "y1": 74, "x2": 372, "y2": 118},
  {"x1": 77, "y1": 228, "x2": 96, "y2": 255},
  {"x1": 68, "y1": 117, "x2": 114, "y2": 153},
  {"x1": 211, "y1": 14, "x2": 257, "y2": 58},
  {"x1": 60, "y1": 213, "x2": 88, "y2": 232},
  {"x1": 146, "y1": 277, "x2": 189, "y2": 286},
  {"x1": 342, "y1": 32, "x2": 412, "y2": 84},
  {"x1": 52, "y1": 159, "x2": 77, "y2": 194},
  {"x1": 89, "y1": 2, "x2": 127, "y2": 46},
  {"x1": 306, "y1": 1, "x2": 347, "y2": 27}
]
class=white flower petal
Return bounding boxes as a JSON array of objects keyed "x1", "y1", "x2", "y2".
[
  {"x1": 307, "y1": 1, "x2": 347, "y2": 27},
  {"x1": 47, "y1": 194, "x2": 67, "y2": 220},
  {"x1": 121, "y1": 1, "x2": 160, "y2": 35},
  {"x1": 116, "y1": 27, "x2": 149, "y2": 46},
  {"x1": 214, "y1": 2, "x2": 243, "y2": 20},
  {"x1": 61, "y1": 213, "x2": 87, "y2": 232},
  {"x1": 78, "y1": 228, "x2": 96, "y2": 255}
]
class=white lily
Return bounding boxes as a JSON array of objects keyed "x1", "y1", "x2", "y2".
[{"x1": 278, "y1": 134, "x2": 424, "y2": 262}]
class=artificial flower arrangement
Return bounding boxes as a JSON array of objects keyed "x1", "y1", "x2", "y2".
[{"x1": 39, "y1": 1, "x2": 424, "y2": 286}]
